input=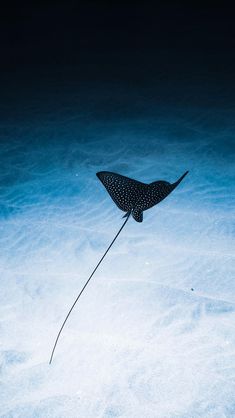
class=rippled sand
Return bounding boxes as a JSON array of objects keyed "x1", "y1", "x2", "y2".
[{"x1": 1, "y1": 83, "x2": 235, "y2": 417}]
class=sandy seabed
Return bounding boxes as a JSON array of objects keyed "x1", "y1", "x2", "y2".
[{"x1": 1, "y1": 81, "x2": 235, "y2": 417}]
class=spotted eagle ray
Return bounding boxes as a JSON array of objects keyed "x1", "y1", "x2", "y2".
[{"x1": 49, "y1": 170, "x2": 188, "y2": 364}]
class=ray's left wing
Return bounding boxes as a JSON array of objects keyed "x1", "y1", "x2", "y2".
[{"x1": 96, "y1": 171, "x2": 146, "y2": 212}]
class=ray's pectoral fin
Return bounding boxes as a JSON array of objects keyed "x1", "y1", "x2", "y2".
[{"x1": 132, "y1": 209, "x2": 143, "y2": 223}]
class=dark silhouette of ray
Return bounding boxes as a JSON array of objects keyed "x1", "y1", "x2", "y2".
[
  {"x1": 97, "y1": 170, "x2": 189, "y2": 222},
  {"x1": 49, "y1": 170, "x2": 188, "y2": 364}
]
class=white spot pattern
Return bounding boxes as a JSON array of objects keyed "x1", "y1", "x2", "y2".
[{"x1": 96, "y1": 171, "x2": 176, "y2": 222}]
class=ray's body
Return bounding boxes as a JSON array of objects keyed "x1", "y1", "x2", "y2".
[{"x1": 97, "y1": 170, "x2": 188, "y2": 222}]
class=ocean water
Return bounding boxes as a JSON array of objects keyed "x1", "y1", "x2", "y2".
[{"x1": 1, "y1": 78, "x2": 235, "y2": 418}]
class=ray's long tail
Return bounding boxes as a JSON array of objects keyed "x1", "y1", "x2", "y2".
[{"x1": 49, "y1": 213, "x2": 131, "y2": 364}]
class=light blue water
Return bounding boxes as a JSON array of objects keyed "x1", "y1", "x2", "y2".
[{"x1": 1, "y1": 80, "x2": 235, "y2": 417}]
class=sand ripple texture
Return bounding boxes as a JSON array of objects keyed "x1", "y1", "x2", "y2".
[{"x1": 0, "y1": 98, "x2": 235, "y2": 418}]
